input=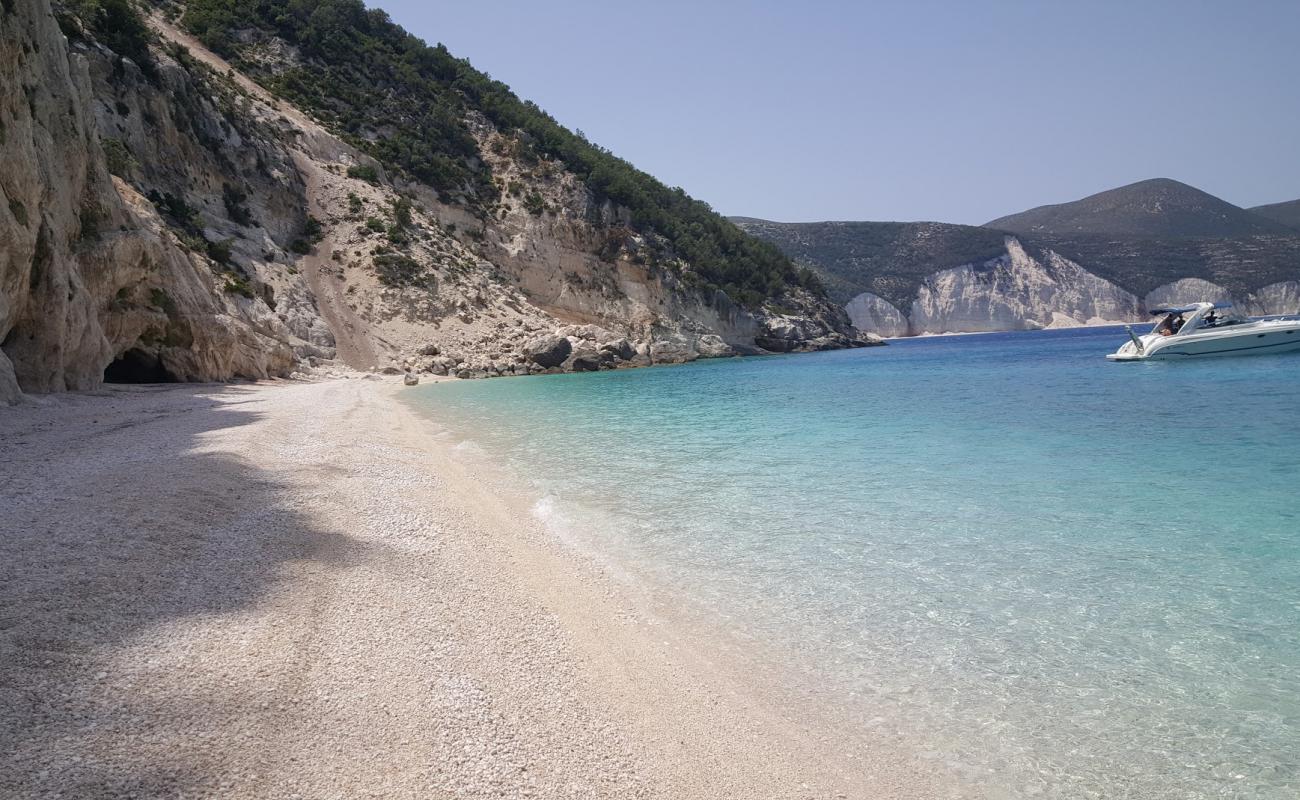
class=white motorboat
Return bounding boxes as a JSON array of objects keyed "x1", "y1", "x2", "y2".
[{"x1": 1107, "y1": 302, "x2": 1300, "y2": 361}]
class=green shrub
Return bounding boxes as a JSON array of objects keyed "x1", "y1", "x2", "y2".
[
  {"x1": 147, "y1": 190, "x2": 201, "y2": 233},
  {"x1": 222, "y1": 183, "x2": 254, "y2": 226},
  {"x1": 346, "y1": 164, "x2": 379, "y2": 183},
  {"x1": 79, "y1": 206, "x2": 102, "y2": 241},
  {"x1": 149, "y1": 287, "x2": 178, "y2": 314},
  {"x1": 102, "y1": 138, "x2": 136, "y2": 176},
  {"x1": 522, "y1": 192, "x2": 545, "y2": 216},
  {"x1": 70, "y1": 0, "x2": 158, "y2": 80},
  {"x1": 374, "y1": 253, "x2": 425, "y2": 287},
  {"x1": 221, "y1": 270, "x2": 254, "y2": 298},
  {"x1": 287, "y1": 215, "x2": 323, "y2": 254},
  {"x1": 391, "y1": 197, "x2": 413, "y2": 228},
  {"x1": 206, "y1": 237, "x2": 233, "y2": 264}
]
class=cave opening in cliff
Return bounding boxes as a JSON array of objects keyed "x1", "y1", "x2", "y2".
[{"x1": 103, "y1": 349, "x2": 178, "y2": 384}]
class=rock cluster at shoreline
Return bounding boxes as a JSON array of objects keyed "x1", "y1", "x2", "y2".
[{"x1": 378, "y1": 321, "x2": 884, "y2": 381}]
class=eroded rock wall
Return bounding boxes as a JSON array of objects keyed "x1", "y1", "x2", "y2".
[
  {"x1": 1, "y1": 0, "x2": 118, "y2": 402},
  {"x1": 1, "y1": 0, "x2": 301, "y2": 404},
  {"x1": 908, "y1": 238, "x2": 1140, "y2": 335},
  {"x1": 1144, "y1": 278, "x2": 1300, "y2": 317},
  {"x1": 845, "y1": 292, "x2": 909, "y2": 338},
  {"x1": 1247, "y1": 282, "x2": 1300, "y2": 316}
]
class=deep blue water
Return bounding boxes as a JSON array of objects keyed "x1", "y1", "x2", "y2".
[{"x1": 406, "y1": 326, "x2": 1300, "y2": 798}]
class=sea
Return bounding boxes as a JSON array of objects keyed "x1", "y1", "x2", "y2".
[{"x1": 404, "y1": 325, "x2": 1300, "y2": 799}]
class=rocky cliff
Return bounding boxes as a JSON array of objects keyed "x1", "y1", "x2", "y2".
[
  {"x1": 1, "y1": 0, "x2": 301, "y2": 403},
  {"x1": 0, "y1": 0, "x2": 864, "y2": 405},
  {"x1": 733, "y1": 219, "x2": 1145, "y2": 335},
  {"x1": 907, "y1": 239, "x2": 1139, "y2": 335}
]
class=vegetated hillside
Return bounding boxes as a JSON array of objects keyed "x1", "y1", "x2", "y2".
[
  {"x1": 1249, "y1": 199, "x2": 1300, "y2": 231},
  {"x1": 986, "y1": 178, "x2": 1294, "y2": 239},
  {"x1": 729, "y1": 218, "x2": 1008, "y2": 308},
  {"x1": 170, "y1": 0, "x2": 823, "y2": 309}
]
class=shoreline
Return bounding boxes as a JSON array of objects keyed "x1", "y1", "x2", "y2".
[
  {"x1": 887, "y1": 320, "x2": 1137, "y2": 340},
  {"x1": 0, "y1": 377, "x2": 952, "y2": 798}
]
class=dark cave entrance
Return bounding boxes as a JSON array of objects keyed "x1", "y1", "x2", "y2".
[{"x1": 103, "y1": 348, "x2": 178, "y2": 384}]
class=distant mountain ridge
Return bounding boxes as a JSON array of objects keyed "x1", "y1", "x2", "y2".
[
  {"x1": 1249, "y1": 198, "x2": 1300, "y2": 231},
  {"x1": 734, "y1": 178, "x2": 1300, "y2": 337},
  {"x1": 986, "y1": 178, "x2": 1293, "y2": 238}
]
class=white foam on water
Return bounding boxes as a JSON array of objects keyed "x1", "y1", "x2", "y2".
[{"x1": 530, "y1": 494, "x2": 558, "y2": 523}]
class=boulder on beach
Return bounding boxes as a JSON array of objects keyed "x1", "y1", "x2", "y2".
[
  {"x1": 695, "y1": 334, "x2": 732, "y2": 358},
  {"x1": 599, "y1": 338, "x2": 636, "y2": 362},
  {"x1": 568, "y1": 347, "x2": 604, "y2": 372},
  {"x1": 649, "y1": 337, "x2": 697, "y2": 363},
  {"x1": 403, "y1": 372, "x2": 419, "y2": 386},
  {"x1": 524, "y1": 335, "x2": 572, "y2": 368}
]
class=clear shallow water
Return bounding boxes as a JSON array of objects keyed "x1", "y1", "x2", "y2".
[{"x1": 407, "y1": 327, "x2": 1300, "y2": 798}]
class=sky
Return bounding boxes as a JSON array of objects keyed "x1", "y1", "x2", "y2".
[{"x1": 377, "y1": 0, "x2": 1300, "y2": 225}]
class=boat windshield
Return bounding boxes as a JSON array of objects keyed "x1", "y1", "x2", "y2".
[
  {"x1": 1198, "y1": 307, "x2": 1248, "y2": 328},
  {"x1": 1150, "y1": 303, "x2": 1248, "y2": 335},
  {"x1": 1151, "y1": 313, "x2": 1185, "y2": 336}
]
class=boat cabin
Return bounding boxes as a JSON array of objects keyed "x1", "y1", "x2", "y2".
[{"x1": 1149, "y1": 302, "x2": 1245, "y2": 337}]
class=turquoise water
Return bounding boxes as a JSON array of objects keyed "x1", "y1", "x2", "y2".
[{"x1": 407, "y1": 327, "x2": 1300, "y2": 798}]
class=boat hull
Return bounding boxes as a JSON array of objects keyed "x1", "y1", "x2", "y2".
[{"x1": 1108, "y1": 322, "x2": 1300, "y2": 360}]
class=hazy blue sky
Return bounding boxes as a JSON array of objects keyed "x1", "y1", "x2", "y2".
[{"x1": 378, "y1": 0, "x2": 1299, "y2": 225}]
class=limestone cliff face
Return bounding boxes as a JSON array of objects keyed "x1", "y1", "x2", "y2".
[
  {"x1": 909, "y1": 239, "x2": 1139, "y2": 334},
  {"x1": 849, "y1": 257, "x2": 1300, "y2": 338},
  {"x1": 0, "y1": 2, "x2": 860, "y2": 404},
  {"x1": 850, "y1": 257, "x2": 1300, "y2": 338},
  {"x1": 1247, "y1": 282, "x2": 1300, "y2": 316},
  {"x1": 1144, "y1": 278, "x2": 1300, "y2": 317},
  {"x1": 843, "y1": 238, "x2": 1140, "y2": 336},
  {"x1": 844, "y1": 292, "x2": 909, "y2": 338},
  {"x1": 1, "y1": 0, "x2": 299, "y2": 404},
  {"x1": 737, "y1": 214, "x2": 1300, "y2": 338},
  {"x1": 0, "y1": 0, "x2": 108, "y2": 401}
]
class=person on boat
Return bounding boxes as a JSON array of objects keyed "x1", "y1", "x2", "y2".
[
  {"x1": 1204, "y1": 310, "x2": 1219, "y2": 327},
  {"x1": 1171, "y1": 314, "x2": 1185, "y2": 334},
  {"x1": 1156, "y1": 314, "x2": 1176, "y2": 336}
]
